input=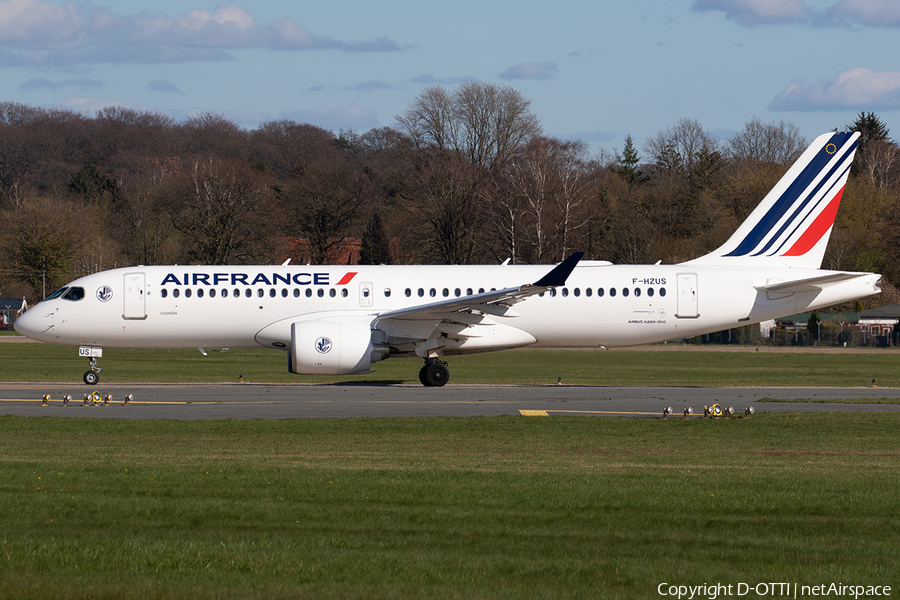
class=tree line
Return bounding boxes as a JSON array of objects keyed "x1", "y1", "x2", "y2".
[{"x1": 1, "y1": 84, "x2": 898, "y2": 308}]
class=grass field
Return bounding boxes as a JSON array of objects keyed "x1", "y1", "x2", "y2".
[
  {"x1": 1, "y1": 414, "x2": 898, "y2": 599},
  {"x1": 3, "y1": 340, "x2": 900, "y2": 387},
  {"x1": 2, "y1": 341, "x2": 899, "y2": 598}
]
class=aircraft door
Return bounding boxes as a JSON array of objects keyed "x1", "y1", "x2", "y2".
[
  {"x1": 359, "y1": 282, "x2": 373, "y2": 307},
  {"x1": 123, "y1": 272, "x2": 147, "y2": 320},
  {"x1": 676, "y1": 273, "x2": 699, "y2": 319}
]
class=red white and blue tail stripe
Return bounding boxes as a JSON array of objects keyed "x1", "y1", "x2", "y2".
[{"x1": 685, "y1": 131, "x2": 859, "y2": 269}]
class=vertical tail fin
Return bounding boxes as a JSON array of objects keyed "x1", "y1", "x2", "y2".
[{"x1": 684, "y1": 131, "x2": 859, "y2": 269}]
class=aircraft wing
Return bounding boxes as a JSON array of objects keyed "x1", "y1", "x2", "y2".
[
  {"x1": 375, "y1": 252, "x2": 583, "y2": 324},
  {"x1": 759, "y1": 272, "x2": 869, "y2": 294}
]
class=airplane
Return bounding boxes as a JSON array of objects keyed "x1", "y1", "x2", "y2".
[{"x1": 15, "y1": 131, "x2": 881, "y2": 386}]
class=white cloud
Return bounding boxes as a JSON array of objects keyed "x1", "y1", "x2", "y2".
[
  {"x1": 0, "y1": 1, "x2": 403, "y2": 66},
  {"x1": 769, "y1": 67, "x2": 900, "y2": 111},
  {"x1": 691, "y1": 0, "x2": 809, "y2": 26},
  {"x1": 827, "y1": 0, "x2": 900, "y2": 27},
  {"x1": 279, "y1": 105, "x2": 381, "y2": 132},
  {"x1": 19, "y1": 76, "x2": 103, "y2": 91},
  {"x1": 693, "y1": 0, "x2": 900, "y2": 27},
  {"x1": 498, "y1": 61, "x2": 559, "y2": 81},
  {"x1": 148, "y1": 79, "x2": 183, "y2": 95}
]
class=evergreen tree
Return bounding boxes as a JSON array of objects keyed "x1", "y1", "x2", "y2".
[
  {"x1": 848, "y1": 112, "x2": 891, "y2": 152},
  {"x1": 359, "y1": 212, "x2": 392, "y2": 265},
  {"x1": 617, "y1": 135, "x2": 643, "y2": 184}
]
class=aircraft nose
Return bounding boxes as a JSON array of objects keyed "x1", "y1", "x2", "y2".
[{"x1": 14, "y1": 308, "x2": 43, "y2": 340}]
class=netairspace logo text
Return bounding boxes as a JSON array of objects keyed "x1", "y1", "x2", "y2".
[{"x1": 658, "y1": 582, "x2": 892, "y2": 599}]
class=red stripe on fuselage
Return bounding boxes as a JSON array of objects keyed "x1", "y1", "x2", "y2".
[
  {"x1": 336, "y1": 272, "x2": 358, "y2": 285},
  {"x1": 781, "y1": 186, "x2": 845, "y2": 257}
]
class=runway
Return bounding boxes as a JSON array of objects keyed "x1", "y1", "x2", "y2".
[{"x1": 2, "y1": 383, "x2": 900, "y2": 419}]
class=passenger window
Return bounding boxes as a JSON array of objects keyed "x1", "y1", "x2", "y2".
[
  {"x1": 405, "y1": 288, "x2": 411, "y2": 297},
  {"x1": 430, "y1": 289, "x2": 436, "y2": 297},
  {"x1": 269, "y1": 289, "x2": 276, "y2": 298},
  {"x1": 329, "y1": 289, "x2": 336, "y2": 297},
  {"x1": 598, "y1": 288, "x2": 605, "y2": 297},
  {"x1": 384, "y1": 289, "x2": 391, "y2": 298},
  {"x1": 185, "y1": 288, "x2": 192, "y2": 298},
  {"x1": 648, "y1": 288, "x2": 654, "y2": 297},
  {"x1": 585, "y1": 288, "x2": 592, "y2": 297},
  {"x1": 281, "y1": 289, "x2": 288, "y2": 298},
  {"x1": 305, "y1": 289, "x2": 312, "y2": 298},
  {"x1": 550, "y1": 289, "x2": 557, "y2": 297},
  {"x1": 257, "y1": 289, "x2": 264, "y2": 298},
  {"x1": 222, "y1": 289, "x2": 228, "y2": 298},
  {"x1": 210, "y1": 289, "x2": 216, "y2": 298},
  {"x1": 574, "y1": 288, "x2": 580, "y2": 297},
  {"x1": 442, "y1": 288, "x2": 449, "y2": 297},
  {"x1": 173, "y1": 289, "x2": 180, "y2": 298},
  {"x1": 610, "y1": 288, "x2": 616, "y2": 297},
  {"x1": 562, "y1": 288, "x2": 569, "y2": 297},
  {"x1": 161, "y1": 289, "x2": 168, "y2": 299},
  {"x1": 341, "y1": 289, "x2": 348, "y2": 298},
  {"x1": 245, "y1": 289, "x2": 252, "y2": 298},
  {"x1": 622, "y1": 288, "x2": 629, "y2": 297},
  {"x1": 455, "y1": 288, "x2": 461, "y2": 297},
  {"x1": 467, "y1": 288, "x2": 473, "y2": 295},
  {"x1": 634, "y1": 288, "x2": 641, "y2": 297},
  {"x1": 197, "y1": 289, "x2": 204, "y2": 298},
  {"x1": 418, "y1": 288, "x2": 424, "y2": 297},
  {"x1": 293, "y1": 289, "x2": 300, "y2": 298},
  {"x1": 660, "y1": 288, "x2": 667, "y2": 297}
]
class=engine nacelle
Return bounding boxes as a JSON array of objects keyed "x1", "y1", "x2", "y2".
[{"x1": 289, "y1": 320, "x2": 388, "y2": 375}]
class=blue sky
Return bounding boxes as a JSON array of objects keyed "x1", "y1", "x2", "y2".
[{"x1": 1, "y1": 0, "x2": 898, "y2": 156}]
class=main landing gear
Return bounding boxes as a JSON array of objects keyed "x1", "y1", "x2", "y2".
[
  {"x1": 419, "y1": 359, "x2": 449, "y2": 387},
  {"x1": 84, "y1": 357, "x2": 102, "y2": 385}
]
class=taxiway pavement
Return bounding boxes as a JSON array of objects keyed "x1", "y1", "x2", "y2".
[{"x1": 2, "y1": 383, "x2": 899, "y2": 419}]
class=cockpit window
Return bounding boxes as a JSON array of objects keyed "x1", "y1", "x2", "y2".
[
  {"x1": 44, "y1": 287, "x2": 69, "y2": 301},
  {"x1": 61, "y1": 287, "x2": 85, "y2": 301}
]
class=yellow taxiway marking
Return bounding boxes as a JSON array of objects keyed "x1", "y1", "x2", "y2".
[
  {"x1": 0, "y1": 399, "x2": 286, "y2": 405},
  {"x1": 520, "y1": 409, "x2": 660, "y2": 416}
]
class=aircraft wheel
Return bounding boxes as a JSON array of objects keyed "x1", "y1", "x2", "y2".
[
  {"x1": 84, "y1": 370, "x2": 100, "y2": 385},
  {"x1": 422, "y1": 362, "x2": 449, "y2": 387}
]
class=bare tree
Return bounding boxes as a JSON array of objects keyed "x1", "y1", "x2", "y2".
[
  {"x1": 172, "y1": 157, "x2": 274, "y2": 264},
  {"x1": 288, "y1": 162, "x2": 366, "y2": 265},
  {"x1": 727, "y1": 117, "x2": 806, "y2": 165},
  {"x1": 395, "y1": 82, "x2": 541, "y2": 172}
]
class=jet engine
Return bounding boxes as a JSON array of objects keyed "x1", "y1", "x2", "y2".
[{"x1": 288, "y1": 320, "x2": 389, "y2": 375}]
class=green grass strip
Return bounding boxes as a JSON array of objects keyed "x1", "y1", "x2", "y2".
[
  {"x1": 1, "y1": 413, "x2": 898, "y2": 599},
  {"x1": 3, "y1": 343, "x2": 900, "y2": 387}
]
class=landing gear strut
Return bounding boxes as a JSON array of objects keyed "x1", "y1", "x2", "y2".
[
  {"x1": 84, "y1": 357, "x2": 102, "y2": 385},
  {"x1": 419, "y1": 359, "x2": 449, "y2": 387}
]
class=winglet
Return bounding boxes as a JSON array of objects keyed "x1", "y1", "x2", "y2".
[{"x1": 532, "y1": 252, "x2": 584, "y2": 287}]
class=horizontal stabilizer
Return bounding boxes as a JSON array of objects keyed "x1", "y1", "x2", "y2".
[{"x1": 759, "y1": 272, "x2": 867, "y2": 294}]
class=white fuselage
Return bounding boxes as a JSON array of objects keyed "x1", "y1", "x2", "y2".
[{"x1": 17, "y1": 262, "x2": 881, "y2": 353}]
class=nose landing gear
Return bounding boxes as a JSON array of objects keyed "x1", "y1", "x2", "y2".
[{"x1": 84, "y1": 357, "x2": 102, "y2": 385}]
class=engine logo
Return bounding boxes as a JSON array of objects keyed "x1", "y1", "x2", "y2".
[
  {"x1": 315, "y1": 336, "x2": 333, "y2": 354},
  {"x1": 96, "y1": 286, "x2": 113, "y2": 302}
]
